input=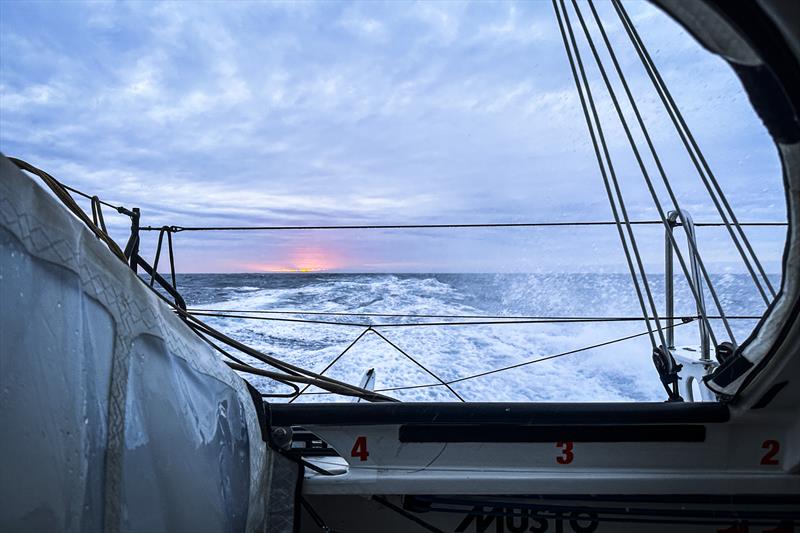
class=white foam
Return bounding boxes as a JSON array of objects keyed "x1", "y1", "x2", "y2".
[{"x1": 195, "y1": 274, "x2": 766, "y2": 403}]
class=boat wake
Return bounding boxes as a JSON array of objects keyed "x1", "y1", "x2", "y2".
[{"x1": 184, "y1": 272, "x2": 772, "y2": 402}]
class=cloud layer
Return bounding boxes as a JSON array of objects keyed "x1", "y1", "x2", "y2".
[{"x1": 0, "y1": 0, "x2": 786, "y2": 273}]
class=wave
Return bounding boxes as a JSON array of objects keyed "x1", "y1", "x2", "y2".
[{"x1": 183, "y1": 273, "x2": 773, "y2": 403}]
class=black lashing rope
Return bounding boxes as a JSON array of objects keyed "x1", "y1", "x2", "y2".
[
  {"x1": 90, "y1": 196, "x2": 108, "y2": 235},
  {"x1": 610, "y1": 0, "x2": 777, "y2": 303},
  {"x1": 553, "y1": 0, "x2": 666, "y2": 350},
  {"x1": 150, "y1": 226, "x2": 178, "y2": 290}
]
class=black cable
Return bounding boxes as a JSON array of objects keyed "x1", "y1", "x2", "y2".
[
  {"x1": 370, "y1": 328, "x2": 466, "y2": 402},
  {"x1": 289, "y1": 327, "x2": 373, "y2": 402},
  {"x1": 140, "y1": 220, "x2": 785, "y2": 232},
  {"x1": 577, "y1": 0, "x2": 732, "y2": 343},
  {"x1": 61, "y1": 182, "x2": 125, "y2": 212}
]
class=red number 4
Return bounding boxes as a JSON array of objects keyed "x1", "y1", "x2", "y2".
[
  {"x1": 351, "y1": 436, "x2": 369, "y2": 461},
  {"x1": 556, "y1": 441, "x2": 574, "y2": 464},
  {"x1": 761, "y1": 440, "x2": 780, "y2": 466}
]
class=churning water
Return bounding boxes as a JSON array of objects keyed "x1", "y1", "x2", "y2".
[{"x1": 178, "y1": 273, "x2": 776, "y2": 403}]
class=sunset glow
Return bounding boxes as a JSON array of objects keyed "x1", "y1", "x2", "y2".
[{"x1": 242, "y1": 246, "x2": 344, "y2": 273}]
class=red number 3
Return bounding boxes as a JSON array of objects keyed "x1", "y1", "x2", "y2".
[
  {"x1": 556, "y1": 441, "x2": 574, "y2": 464},
  {"x1": 761, "y1": 440, "x2": 780, "y2": 466},
  {"x1": 351, "y1": 436, "x2": 369, "y2": 461}
]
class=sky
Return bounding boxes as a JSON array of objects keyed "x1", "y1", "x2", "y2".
[{"x1": 0, "y1": 0, "x2": 787, "y2": 273}]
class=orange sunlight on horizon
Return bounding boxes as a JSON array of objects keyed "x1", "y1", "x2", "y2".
[{"x1": 241, "y1": 246, "x2": 345, "y2": 273}]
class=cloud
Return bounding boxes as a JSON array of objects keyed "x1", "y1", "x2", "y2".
[
  {"x1": 0, "y1": 0, "x2": 786, "y2": 273},
  {"x1": 477, "y1": 4, "x2": 546, "y2": 45},
  {"x1": 338, "y1": 7, "x2": 388, "y2": 41}
]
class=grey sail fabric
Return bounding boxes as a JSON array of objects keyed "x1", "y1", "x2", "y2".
[{"x1": 0, "y1": 155, "x2": 273, "y2": 533}]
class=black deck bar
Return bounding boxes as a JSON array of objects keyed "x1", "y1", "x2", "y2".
[{"x1": 267, "y1": 402, "x2": 730, "y2": 427}]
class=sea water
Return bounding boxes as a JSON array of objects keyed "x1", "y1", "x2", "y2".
[{"x1": 176, "y1": 273, "x2": 777, "y2": 402}]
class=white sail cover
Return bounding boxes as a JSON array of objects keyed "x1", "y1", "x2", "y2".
[{"x1": 0, "y1": 155, "x2": 272, "y2": 533}]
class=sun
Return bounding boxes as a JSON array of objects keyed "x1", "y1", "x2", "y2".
[{"x1": 242, "y1": 246, "x2": 343, "y2": 272}]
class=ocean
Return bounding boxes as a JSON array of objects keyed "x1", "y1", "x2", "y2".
[{"x1": 176, "y1": 273, "x2": 776, "y2": 403}]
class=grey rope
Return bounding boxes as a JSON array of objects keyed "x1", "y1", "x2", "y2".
[
  {"x1": 567, "y1": 0, "x2": 732, "y2": 345},
  {"x1": 611, "y1": 0, "x2": 776, "y2": 302},
  {"x1": 554, "y1": 0, "x2": 666, "y2": 349}
]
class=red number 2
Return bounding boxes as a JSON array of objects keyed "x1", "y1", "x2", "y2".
[
  {"x1": 556, "y1": 441, "x2": 574, "y2": 464},
  {"x1": 760, "y1": 440, "x2": 780, "y2": 465},
  {"x1": 351, "y1": 436, "x2": 369, "y2": 461}
]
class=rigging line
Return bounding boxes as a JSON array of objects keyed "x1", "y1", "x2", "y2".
[
  {"x1": 90, "y1": 196, "x2": 108, "y2": 235},
  {"x1": 184, "y1": 316, "x2": 302, "y2": 376},
  {"x1": 371, "y1": 496, "x2": 447, "y2": 533},
  {"x1": 554, "y1": 0, "x2": 664, "y2": 349},
  {"x1": 189, "y1": 310, "x2": 370, "y2": 327},
  {"x1": 567, "y1": 0, "x2": 731, "y2": 345},
  {"x1": 190, "y1": 324, "x2": 300, "y2": 398},
  {"x1": 187, "y1": 310, "x2": 760, "y2": 326},
  {"x1": 578, "y1": 0, "x2": 739, "y2": 345},
  {"x1": 166, "y1": 229, "x2": 177, "y2": 289},
  {"x1": 187, "y1": 308, "x2": 763, "y2": 321},
  {"x1": 150, "y1": 228, "x2": 166, "y2": 287},
  {"x1": 193, "y1": 323, "x2": 300, "y2": 395},
  {"x1": 141, "y1": 268, "x2": 392, "y2": 402},
  {"x1": 191, "y1": 324, "x2": 250, "y2": 366},
  {"x1": 611, "y1": 0, "x2": 777, "y2": 301},
  {"x1": 610, "y1": 0, "x2": 769, "y2": 305},
  {"x1": 179, "y1": 310, "x2": 398, "y2": 402},
  {"x1": 61, "y1": 183, "x2": 125, "y2": 212},
  {"x1": 9, "y1": 158, "x2": 129, "y2": 263},
  {"x1": 303, "y1": 320, "x2": 693, "y2": 395},
  {"x1": 224, "y1": 360, "x2": 382, "y2": 402},
  {"x1": 139, "y1": 220, "x2": 786, "y2": 232},
  {"x1": 139, "y1": 248, "x2": 391, "y2": 402},
  {"x1": 369, "y1": 328, "x2": 466, "y2": 402},
  {"x1": 8, "y1": 158, "x2": 390, "y2": 403},
  {"x1": 289, "y1": 327, "x2": 373, "y2": 403}
]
